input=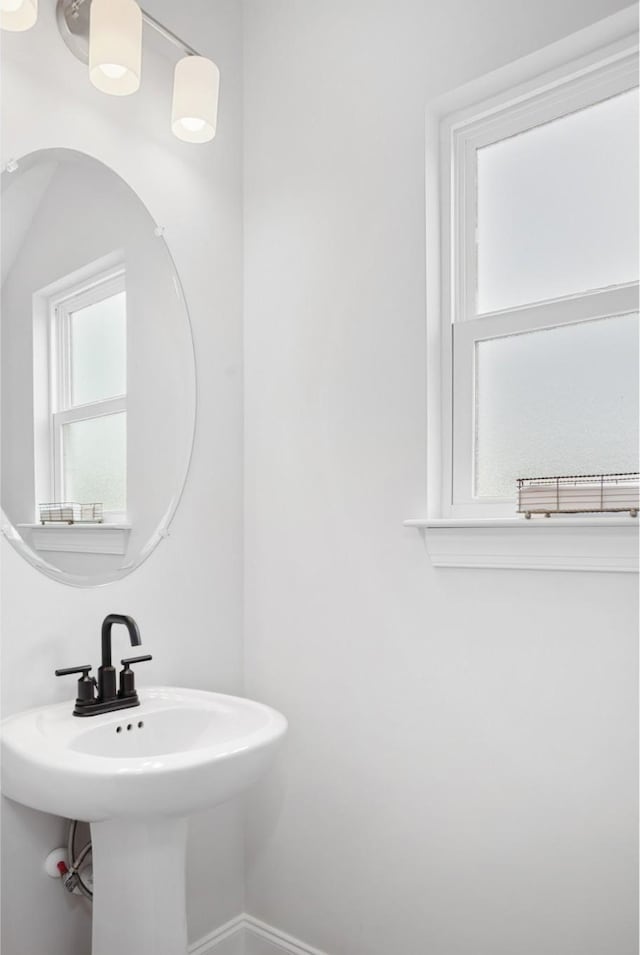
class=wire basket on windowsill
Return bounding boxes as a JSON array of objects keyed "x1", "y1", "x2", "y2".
[
  {"x1": 39, "y1": 503, "x2": 104, "y2": 525},
  {"x1": 517, "y1": 472, "x2": 639, "y2": 519}
]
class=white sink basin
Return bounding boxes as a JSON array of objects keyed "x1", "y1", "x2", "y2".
[
  {"x1": 1, "y1": 686, "x2": 287, "y2": 821},
  {"x1": 1, "y1": 687, "x2": 287, "y2": 955}
]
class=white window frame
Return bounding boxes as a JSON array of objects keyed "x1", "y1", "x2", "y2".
[
  {"x1": 45, "y1": 265, "x2": 127, "y2": 520},
  {"x1": 430, "y1": 33, "x2": 639, "y2": 521}
]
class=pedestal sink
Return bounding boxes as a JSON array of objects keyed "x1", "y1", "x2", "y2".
[{"x1": 1, "y1": 687, "x2": 287, "y2": 955}]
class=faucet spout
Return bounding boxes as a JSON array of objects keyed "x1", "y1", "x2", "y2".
[{"x1": 101, "y1": 614, "x2": 142, "y2": 669}]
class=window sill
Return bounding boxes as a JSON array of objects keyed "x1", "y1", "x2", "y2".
[
  {"x1": 18, "y1": 523, "x2": 131, "y2": 556},
  {"x1": 403, "y1": 517, "x2": 638, "y2": 572}
]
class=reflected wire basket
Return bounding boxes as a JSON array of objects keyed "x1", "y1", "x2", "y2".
[
  {"x1": 39, "y1": 503, "x2": 104, "y2": 525},
  {"x1": 517, "y1": 472, "x2": 639, "y2": 518}
]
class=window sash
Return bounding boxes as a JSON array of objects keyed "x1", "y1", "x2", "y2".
[
  {"x1": 52, "y1": 398, "x2": 127, "y2": 506},
  {"x1": 52, "y1": 270, "x2": 125, "y2": 414},
  {"x1": 450, "y1": 287, "x2": 639, "y2": 516},
  {"x1": 448, "y1": 46, "x2": 638, "y2": 326}
]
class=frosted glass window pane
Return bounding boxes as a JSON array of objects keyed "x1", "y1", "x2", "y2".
[
  {"x1": 475, "y1": 314, "x2": 639, "y2": 498},
  {"x1": 70, "y1": 291, "x2": 126, "y2": 405},
  {"x1": 477, "y1": 88, "x2": 639, "y2": 314},
  {"x1": 63, "y1": 413, "x2": 126, "y2": 511}
]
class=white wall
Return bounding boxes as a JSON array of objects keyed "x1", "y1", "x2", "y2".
[
  {"x1": 243, "y1": 2, "x2": 639, "y2": 954},
  {"x1": 1, "y1": 0, "x2": 245, "y2": 952}
]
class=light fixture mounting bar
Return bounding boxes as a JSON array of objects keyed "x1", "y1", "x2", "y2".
[
  {"x1": 56, "y1": 0, "x2": 201, "y2": 65},
  {"x1": 140, "y1": 8, "x2": 199, "y2": 58}
]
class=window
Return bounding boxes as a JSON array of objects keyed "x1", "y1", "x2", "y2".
[
  {"x1": 432, "y1": 39, "x2": 639, "y2": 519},
  {"x1": 45, "y1": 267, "x2": 127, "y2": 519}
]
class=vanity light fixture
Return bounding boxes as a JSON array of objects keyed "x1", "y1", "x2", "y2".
[
  {"x1": 0, "y1": 0, "x2": 37, "y2": 32},
  {"x1": 89, "y1": 0, "x2": 141, "y2": 96},
  {"x1": 1, "y1": 0, "x2": 220, "y2": 143},
  {"x1": 172, "y1": 55, "x2": 220, "y2": 143}
]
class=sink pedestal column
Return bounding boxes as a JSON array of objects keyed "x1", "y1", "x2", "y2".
[{"x1": 90, "y1": 816, "x2": 189, "y2": 955}]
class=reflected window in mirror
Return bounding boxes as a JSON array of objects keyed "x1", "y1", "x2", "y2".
[{"x1": 35, "y1": 263, "x2": 127, "y2": 521}]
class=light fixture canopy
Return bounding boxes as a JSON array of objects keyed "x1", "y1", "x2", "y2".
[
  {"x1": 171, "y1": 56, "x2": 220, "y2": 144},
  {"x1": 0, "y1": 0, "x2": 37, "y2": 32},
  {"x1": 89, "y1": 0, "x2": 142, "y2": 96}
]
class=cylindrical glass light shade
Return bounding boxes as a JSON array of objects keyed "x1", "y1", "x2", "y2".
[
  {"x1": 0, "y1": 0, "x2": 36, "y2": 31},
  {"x1": 171, "y1": 56, "x2": 220, "y2": 144},
  {"x1": 89, "y1": 0, "x2": 142, "y2": 96}
]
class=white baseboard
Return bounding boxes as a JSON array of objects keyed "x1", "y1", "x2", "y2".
[
  {"x1": 189, "y1": 915, "x2": 245, "y2": 955},
  {"x1": 244, "y1": 915, "x2": 329, "y2": 955},
  {"x1": 189, "y1": 914, "x2": 329, "y2": 955}
]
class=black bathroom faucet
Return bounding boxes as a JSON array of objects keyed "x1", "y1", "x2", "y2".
[{"x1": 56, "y1": 614, "x2": 152, "y2": 717}]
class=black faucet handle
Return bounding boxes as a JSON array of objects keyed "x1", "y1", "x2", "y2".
[
  {"x1": 118, "y1": 655, "x2": 152, "y2": 700},
  {"x1": 55, "y1": 665, "x2": 93, "y2": 677},
  {"x1": 55, "y1": 665, "x2": 96, "y2": 707},
  {"x1": 121, "y1": 654, "x2": 152, "y2": 667}
]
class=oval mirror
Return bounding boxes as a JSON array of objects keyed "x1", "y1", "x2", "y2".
[{"x1": 1, "y1": 149, "x2": 196, "y2": 586}]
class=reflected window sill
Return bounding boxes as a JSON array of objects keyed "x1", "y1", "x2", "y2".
[
  {"x1": 404, "y1": 517, "x2": 639, "y2": 572},
  {"x1": 17, "y1": 523, "x2": 131, "y2": 556}
]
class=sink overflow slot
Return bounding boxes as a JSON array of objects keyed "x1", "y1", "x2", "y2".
[{"x1": 115, "y1": 721, "x2": 145, "y2": 734}]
